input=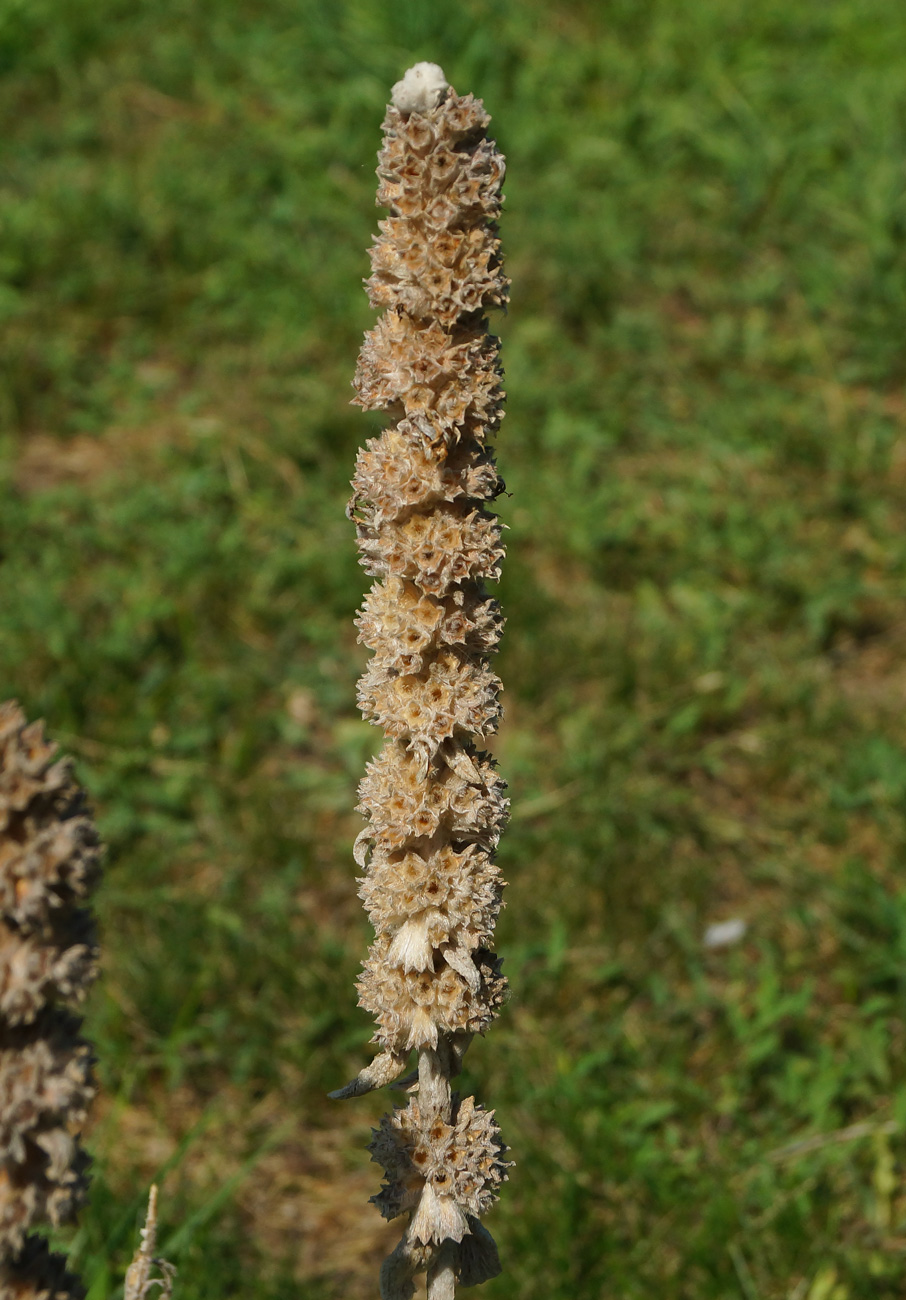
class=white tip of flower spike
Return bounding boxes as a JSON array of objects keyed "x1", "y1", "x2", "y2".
[{"x1": 391, "y1": 62, "x2": 449, "y2": 114}]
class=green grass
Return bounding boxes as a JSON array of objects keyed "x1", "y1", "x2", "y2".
[{"x1": 3, "y1": 0, "x2": 906, "y2": 1295}]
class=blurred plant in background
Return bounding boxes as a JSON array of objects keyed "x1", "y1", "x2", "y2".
[
  {"x1": 0, "y1": 702, "x2": 100, "y2": 1298},
  {"x1": 2, "y1": 1, "x2": 906, "y2": 1297}
]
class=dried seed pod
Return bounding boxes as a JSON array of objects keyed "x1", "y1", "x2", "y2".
[
  {"x1": 370, "y1": 1097, "x2": 511, "y2": 1242},
  {"x1": 357, "y1": 941, "x2": 507, "y2": 1054},
  {"x1": 357, "y1": 742, "x2": 508, "y2": 852},
  {"x1": 0, "y1": 700, "x2": 101, "y2": 1294},
  {"x1": 335, "y1": 63, "x2": 511, "y2": 1299},
  {"x1": 359, "y1": 844, "x2": 503, "y2": 965}
]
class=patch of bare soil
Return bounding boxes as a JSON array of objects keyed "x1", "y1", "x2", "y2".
[
  {"x1": 12, "y1": 423, "x2": 185, "y2": 494},
  {"x1": 88, "y1": 1084, "x2": 397, "y2": 1292},
  {"x1": 14, "y1": 433, "x2": 118, "y2": 493},
  {"x1": 833, "y1": 621, "x2": 906, "y2": 724}
]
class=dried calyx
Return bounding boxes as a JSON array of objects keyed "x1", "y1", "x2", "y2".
[
  {"x1": 0, "y1": 700, "x2": 102, "y2": 1298},
  {"x1": 335, "y1": 63, "x2": 511, "y2": 1299}
]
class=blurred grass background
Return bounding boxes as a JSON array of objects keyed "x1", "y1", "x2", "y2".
[{"x1": 3, "y1": 0, "x2": 906, "y2": 1295}]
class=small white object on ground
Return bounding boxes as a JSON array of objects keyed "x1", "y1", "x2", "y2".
[
  {"x1": 703, "y1": 918, "x2": 747, "y2": 949},
  {"x1": 391, "y1": 62, "x2": 449, "y2": 113}
]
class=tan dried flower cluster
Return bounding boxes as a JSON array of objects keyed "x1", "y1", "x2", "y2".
[
  {"x1": 333, "y1": 63, "x2": 511, "y2": 1299},
  {"x1": 371, "y1": 1096, "x2": 507, "y2": 1248},
  {"x1": 0, "y1": 700, "x2": 102, "y2": 1299}
]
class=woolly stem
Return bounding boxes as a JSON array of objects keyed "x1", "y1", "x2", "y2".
[
  {"x1": 427, "y1": 1240, "x2": 458, "y2": 1300},
  {"x1": 418, "y1": 1041, "x2": 453, "y2": 1120}
]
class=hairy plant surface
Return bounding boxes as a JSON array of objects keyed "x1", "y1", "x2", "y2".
[{"x1": 335, "y1": 63, "x2": 510, "y2": 1300}]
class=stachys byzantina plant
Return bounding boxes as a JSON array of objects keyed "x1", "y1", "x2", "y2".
[
  {"x1": 331, "y1": 62, "x2": 511, "y2": 1300},
  {"x1": 0, "y1": 700, "x2": 102, "y2": 1299}
]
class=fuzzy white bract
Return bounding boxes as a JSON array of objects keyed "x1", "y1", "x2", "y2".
[{"x1": 391, "y1": 62, "x2": 450, "y2": 113}]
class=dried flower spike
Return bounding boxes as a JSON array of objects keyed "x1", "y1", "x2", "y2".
[
  {"x1": 333, "y1": 63, "x2": 511, "y2": 1299},
  {"x1": 0, "y1": 700, "x2": 102, "y2": 1298},
  {"x1": 124, "y1": 1186, "x2": 176, "y2": 1300}
]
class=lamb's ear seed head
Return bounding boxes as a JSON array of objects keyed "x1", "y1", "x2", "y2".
[
  {"x1": 370, "y1": 1097, "x2": 511, "y2": 1240},
  {"x1": 357, "y1": 743, "x2": 509, "y2": 853},
  {"x1": 357, "y1": 941, "x2": 507, "y2": 1062},
  {"x1": 344, "y1": 68, "x2": 509, "y2": 1295}
]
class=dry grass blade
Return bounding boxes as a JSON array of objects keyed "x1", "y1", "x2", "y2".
[{"x1": 124, "y1": 1186, "x2": 176, "y2": 1300}]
